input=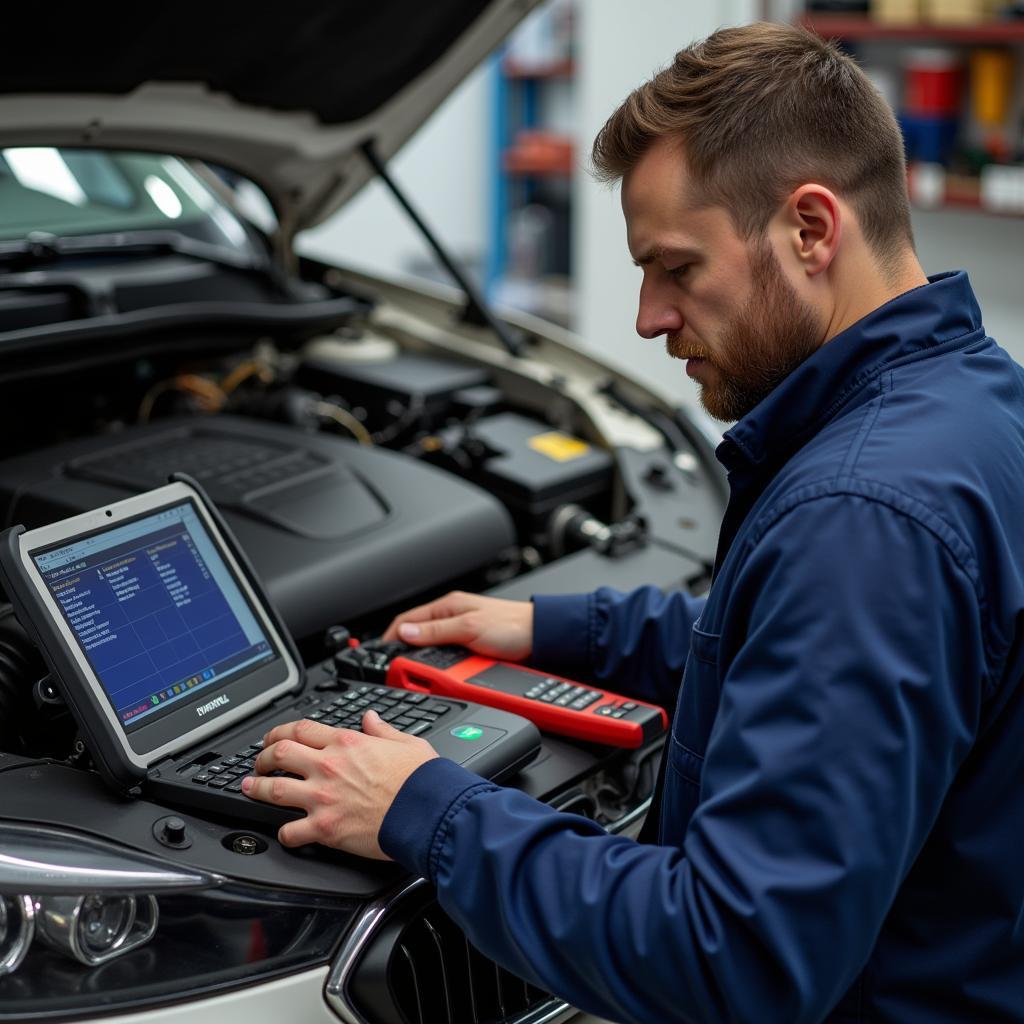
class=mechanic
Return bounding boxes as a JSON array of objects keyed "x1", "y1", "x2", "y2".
[{"x1": 242, "y1": 22, "x2": 1024, "y2": 1024}]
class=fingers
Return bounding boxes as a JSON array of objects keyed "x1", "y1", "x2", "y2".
[
  {"x1": 263, "y1": 717, "x2": 338, "y2": 749},
  {"x1": 361, "y1": 709, "x2": 405, "y2": 740},
  {"x1": 381, "y1": 591, "x2": 473, "y2": 642},
  {"x1": 241, "y1": 773, "x2": 307, "y2": 809},
  {"x1": 396, "y1": 612, "x2": 478, "y2": 647},
  {"x1": 277, "y1": 816, "x2": 321, "y2": 849},
  {"x1": 255, "y1": 735, "x2": 324, "y2": 778}
]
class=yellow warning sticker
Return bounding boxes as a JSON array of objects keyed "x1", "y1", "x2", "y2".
[{"x1": 528, "y1": 431, "x2": 590, "y2": 462}]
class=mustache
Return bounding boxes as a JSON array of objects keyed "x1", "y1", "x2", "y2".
[{"x1": 665, "y1": 334, "x2": 710, "y2": 362}]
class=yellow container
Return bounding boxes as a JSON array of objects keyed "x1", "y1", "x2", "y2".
[
  {"x1": 971, "y1": 49, "x2": 1015, "y2": 127},
  {"x1": 872, "y1": 0, "x2": 921, "y2": 24},
  {"x1": 923, "y1": 0, "x2": 989, "y2": 24}
]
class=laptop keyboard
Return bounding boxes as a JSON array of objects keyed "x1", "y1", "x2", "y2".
[{"x1": 187, "y1": 685, "x2": 451, "y2": 792}]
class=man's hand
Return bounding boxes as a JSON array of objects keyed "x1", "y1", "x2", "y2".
[
  {"x1": 381, "y1": 590, "x2": 533, "y2": 661},
  {"x1": 241, "y1": 712, "x2": 438, "y2": 857}
]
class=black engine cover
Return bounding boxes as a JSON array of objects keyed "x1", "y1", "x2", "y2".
[{"x1": 0, "y1": 415, "x2": 514, "y2": 640}]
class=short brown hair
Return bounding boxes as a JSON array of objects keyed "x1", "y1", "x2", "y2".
[{"x1": 591, "y1": 22, "x2": 914, "y2": 268}]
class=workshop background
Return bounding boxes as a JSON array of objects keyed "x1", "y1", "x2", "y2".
[{"x1": 301, "y1": 0, "x2": 1024, "y2": 434}]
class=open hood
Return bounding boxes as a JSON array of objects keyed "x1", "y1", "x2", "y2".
[{"x1": 0, "y1": 1, "x2": 541, "y2": 242}]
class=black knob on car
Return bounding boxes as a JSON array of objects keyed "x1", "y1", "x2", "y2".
[
  {"x1": 163, "y1": 817, "x2": 187, "y2": 844},
  {"x1": 324, "y1": 625, "x2": 352, "y2": 653}
]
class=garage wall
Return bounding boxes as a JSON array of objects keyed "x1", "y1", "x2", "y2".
[{"x1": 572, "y1": 0, "x2": 758, "y2": 426}]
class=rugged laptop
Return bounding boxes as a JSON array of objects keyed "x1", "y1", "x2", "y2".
[{"x1": 0, "y1": 478, "x2": 540, "y2": 828}]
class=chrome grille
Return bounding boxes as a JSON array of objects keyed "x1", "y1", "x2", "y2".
[
  {"x1": 388, "y1": 902, "x2": 551, "y2": 1024},
  {"x1": 331, "y1": 880, "x2": 561, "y2": 1024}
]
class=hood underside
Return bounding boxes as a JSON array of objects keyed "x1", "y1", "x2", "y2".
[{"x1": 0, "y1": 0, "x2": 540, "y2": 236}]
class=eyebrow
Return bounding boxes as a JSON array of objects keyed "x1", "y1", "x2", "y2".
[{"x1": 631, "y1": 244, "x2": 700, "y2": 268}]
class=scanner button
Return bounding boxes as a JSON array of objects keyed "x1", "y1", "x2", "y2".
[
  {"x1": 554, "y1": 694, "x2": 574, "y2": 707},
  {"x1": 611, "y1": 708, "x2": 629, "y2": 719},
  {"x1": 538, "y1": 692, "x2": 557, "y2": 703},
  {"x1": 622, "y1": 702, "x2": 638, "y2": 711},
  {"x1": 595, "y1": 705, "x2": 615, "y2": 716},
  {"x1": 450, "y1": 724, "x2": 486, "y2": 741}
]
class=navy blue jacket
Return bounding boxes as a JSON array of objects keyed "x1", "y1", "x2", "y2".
[{"x1": 380, "y1": 272, "x2": 1024, "y2": 1023}]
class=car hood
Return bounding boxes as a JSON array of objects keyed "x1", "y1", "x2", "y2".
[{"x1": 0, "y1": 0, "x2": 540, "y2": 240}]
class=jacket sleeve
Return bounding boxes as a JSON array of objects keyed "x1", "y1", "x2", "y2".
[
  {"x1": 380, "y1": 495, "x2": 986, "y2": 1024},
  {"x1": 530, "y1": 586, "x2": 706, "y2": 707}
]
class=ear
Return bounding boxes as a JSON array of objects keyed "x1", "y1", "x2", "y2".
[{"x1": 779, "y1": 184, "x2": 841, "y2": 278}]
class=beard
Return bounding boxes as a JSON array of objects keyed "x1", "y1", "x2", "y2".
[{"x1": 667, "y1": 242, "x2": 823, "y2": 423}]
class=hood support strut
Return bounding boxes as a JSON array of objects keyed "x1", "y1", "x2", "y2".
[{"x1": 360, "y1": 140, "x2": 523, "y2": 358}]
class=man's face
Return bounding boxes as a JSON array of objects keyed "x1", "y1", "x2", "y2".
[{"x1": 621, "y1": 138, "x2": 824, "y2": 422}]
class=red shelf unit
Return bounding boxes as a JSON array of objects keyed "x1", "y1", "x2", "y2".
[{"x1": 800, "y1": 13, "x2": 1024, "y2": 42}]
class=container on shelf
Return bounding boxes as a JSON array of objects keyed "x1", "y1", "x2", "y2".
[
  {"x1": 901, "y1": 113, "x2": 961, "y2": 160},
  {"x1": 980, "y1": 163, "x2": 1024, "y2": 212},
  {"x1": 905, "y1": 47, "x2": 963, "y2": 114},
  {"x1": 871, "y1": 0, "x2": 921, "y2": 24},
  {"x1": 970, "y1": 48, "x2": 1016, "y2": 127},
  {"x1": 922, "y1": 0, "x2": 1001, "y2": 24}
]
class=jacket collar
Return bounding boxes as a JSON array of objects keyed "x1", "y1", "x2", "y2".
[{"x1": 716, "y1": 270, "x2": 984, "y2": 475}]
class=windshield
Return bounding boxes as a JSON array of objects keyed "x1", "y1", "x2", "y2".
[{"x1": 0, "y1": 148, "x2": 261, "y2": 258}]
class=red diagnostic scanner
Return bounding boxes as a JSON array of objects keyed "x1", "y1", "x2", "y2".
[{"x1": 338, "y1": 641, "x2": 668, "y2": 748}]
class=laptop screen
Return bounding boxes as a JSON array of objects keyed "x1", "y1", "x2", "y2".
[{"x1": 31, "y1": 500, "x2": 277, "y2": 735}]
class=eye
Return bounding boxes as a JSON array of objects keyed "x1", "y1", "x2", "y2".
[{"x1": 666, "y1": 263, "x2": 692, "y2": 281}]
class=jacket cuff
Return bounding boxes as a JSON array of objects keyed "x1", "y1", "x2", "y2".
[
  {"x1": 378, "y1": 757, "x2": 498, "y2": 882},
  {"x1": 529, "y1": 593, "x2": 594, "y2": 676}
]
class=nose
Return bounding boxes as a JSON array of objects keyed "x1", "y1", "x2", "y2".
[{"x1": 635, "y1": 277, "x2": 683, "y2": 340}]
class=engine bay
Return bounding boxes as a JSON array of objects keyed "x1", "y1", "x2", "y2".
[{"x1": 0, "y1": 259, "x2": 721, "y2": 779}]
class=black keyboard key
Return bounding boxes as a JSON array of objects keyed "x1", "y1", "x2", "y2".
[
  {"x1": 191, "y1": 771, "x2": 212, "y2": 784},
  {"x1": 381, "y1": 708, "x2": 404, "y2": 722},
  {"x1": 424, "y1": 702, "x2": 450, "y2": 715},
  {"x1": 393, "y1": 716, "x2": 415, "y2": 729},
  {"x1": 208, "y1": 776, "x2": 232, "y2": 789},
  {"x1": 406, "y1": 722, "x2": 432, "y2": 736},
  {"x1": 207, "y1": 764, "x2": 225, "y2": 774},
  {"x1": 222, "y1": 756, "x2": 241, "y2": 766},
  {"x1": 402, "y1": 692, "x2": 429, "y2": 705},
  {"x1": 227, "y1": 778, "x2": 246, "y2": 792}
]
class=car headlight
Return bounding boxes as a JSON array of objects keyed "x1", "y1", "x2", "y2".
[
  {"x1": 0, "y1": 896, "x2": 34, "y2": 977},
  {"x1": 0, "y1": 821, "x2": 360, "y2": 1019},
  {"x1": 36, "y1": 894, "x2": 158, "y2": 966}
]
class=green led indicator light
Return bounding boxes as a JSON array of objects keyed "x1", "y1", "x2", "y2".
[{"x1": 451, "y1": 724, "x2": 485, "y2": 741}]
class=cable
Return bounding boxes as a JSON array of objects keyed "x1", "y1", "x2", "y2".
[
  {"x1": 312, "y1": 400, "x2": 374, "y2": 446},
  {"x1": 138, "y1": 374, "x2": 227, "y2": 423},
  {"x1": 221, "y1": 359, "x2": 274, "y2": 396}
]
